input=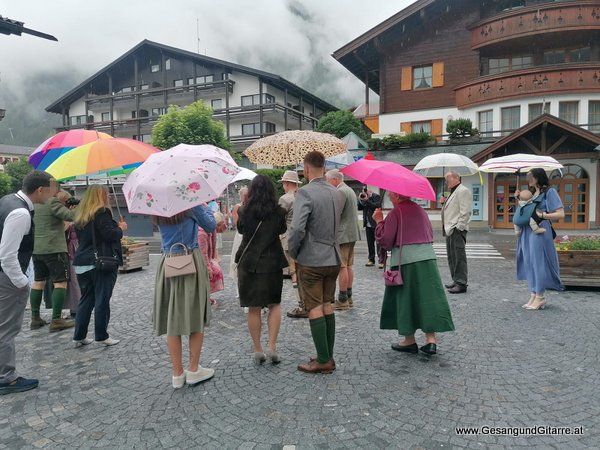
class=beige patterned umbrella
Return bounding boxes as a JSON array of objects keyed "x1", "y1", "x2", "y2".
[{"x1": 243, "y1": 130, "x2": 347, "y2": 167}]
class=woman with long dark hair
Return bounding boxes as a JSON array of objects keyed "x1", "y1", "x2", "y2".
[
  {"x1": 154, "y1": 205, "x2": 216, "y2": 389},
  {"x1": 235, "y1": 175, "x2": 288, "y2": 364},
  {"x1": 516, "y1": 168, "x2": 564, "y2": 310}
]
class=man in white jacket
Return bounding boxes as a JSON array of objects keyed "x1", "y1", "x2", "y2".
[{"x1": 441, "y1": 171, "x2": 472, "y2": 294}]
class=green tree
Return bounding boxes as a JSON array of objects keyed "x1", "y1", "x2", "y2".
[
  {"x1": 4, "y1": 157, "x2": 33, "y2": 193},
  {"x1": 255, "y1": 169, "x2": 288, "y2": 198},
  {"x1": 151, "y1": 101, "x2": 232, "y2": 151},
  {"x1": 0, "y1": 173, "x2": 13, "y2": 197},
  {"x1": 316, "y1": 110, "x2": 369, "y2": 140}
]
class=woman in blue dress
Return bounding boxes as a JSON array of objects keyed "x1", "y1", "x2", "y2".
[{"x1": 516, "y1": 168, "x2": 565, "y2": 310}]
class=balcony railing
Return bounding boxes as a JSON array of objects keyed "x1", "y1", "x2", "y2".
[
  {"x1": 469, "y1": 1, "x2": 600, "y2": 49},
  {"x1": 455, "y1": 64, "x2": 600, "y2": 109}
]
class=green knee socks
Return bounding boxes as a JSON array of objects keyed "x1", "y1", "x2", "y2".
[
  {"x1": 324, "y1": 313, "x2": 335, "y2": 358},
  {"x1": 309, "y1": 317, "x2": 330, "y2": 364},
  {"x1": 30, "y1": 289, "x2": 43, "y2": 318},
  {"x1": 51, "y1": 288, "x2": 67, "y2": 320}
]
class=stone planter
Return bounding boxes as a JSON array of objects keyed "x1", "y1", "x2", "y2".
[
  {"x1": 449, "y1": 135, "x2": 481, "y2": 144},
  {"x1": 557, "y1": 250, "x2": 600, "y2": 287}
]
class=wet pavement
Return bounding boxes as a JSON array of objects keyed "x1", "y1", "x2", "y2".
[{"x1": 0, "y1": 230, "x2": 598, "y2": 449}]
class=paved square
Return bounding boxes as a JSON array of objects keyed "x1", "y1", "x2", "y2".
[{"x1": 1, "y1": 231, "x2": 598, "y2": 449}]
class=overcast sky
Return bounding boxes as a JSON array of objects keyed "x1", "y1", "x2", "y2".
[{"x1": 1, "y1": 0, "x2": 414, "y2": 108}]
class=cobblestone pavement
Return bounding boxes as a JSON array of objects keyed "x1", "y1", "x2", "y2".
[{"x1": 1, "y1": 231, "x2": 598, "y2": 449}]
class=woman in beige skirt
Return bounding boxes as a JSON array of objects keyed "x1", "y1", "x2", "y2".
[{"x1": 154, "y1": 205, "x2": 216, "y2": 389}]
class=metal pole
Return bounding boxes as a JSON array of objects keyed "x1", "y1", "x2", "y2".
[{"x1": 108, "y1": 176, "x2": 123, "y2": 221}]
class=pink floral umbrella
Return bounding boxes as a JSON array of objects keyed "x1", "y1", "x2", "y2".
[{"x1": 123, "y1": 144, "x2": 240, "y2": 217}]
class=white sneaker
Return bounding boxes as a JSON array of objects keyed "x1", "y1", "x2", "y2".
[
  {"x1": 96, "y1": 337, "x2": 120, "y2": 346},
  {"x1": 185, "y1": 367, "x2": 214, "y2": 385},
  {"x1": 172, "y1": 372, "x2": 186, "y2": 389},
  {"x1": 243, "y1": 307, "x2": 249, "y2": 314},
  {"x1": 73, "y1": 338, "x2": 93, "y2": 348}
]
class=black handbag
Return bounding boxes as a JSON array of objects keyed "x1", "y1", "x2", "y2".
[{"x1": 91, "y1": 219, "x2": 121, "y2": 272}]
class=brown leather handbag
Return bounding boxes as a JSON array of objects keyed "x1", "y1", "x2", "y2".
[{"x1": 164, "y1": 243, "x2": 197, "y2": 278}]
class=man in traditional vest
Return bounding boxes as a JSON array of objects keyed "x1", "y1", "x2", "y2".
[{"x1": 0, "y1": 171, "x2": 54, "y2": 395}]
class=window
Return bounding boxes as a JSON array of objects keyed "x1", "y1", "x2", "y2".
[
  {"x1": 151, "y1": 63, "x2": 160, "y2": 73},
  {"x1": 264, "y1": 94, "x2": 275, "y2": 104},
  {"x1": 478, "y1": 110, "x2": 493, "y2": 135},
  {"x1": 196, "y1": 75, "x2": 214, "y2": 84},
  {"x1": 559, "y1": 101, "x2": 578, "y2": 124},
  {"x1": 131, "y1": 111, "x2": 136, "y2": 119},
  {"x1": 511, "y1": 56, "x2": 533, "y2": 70},
  {"x1": 211, "y1": 99, "x2": 223, "y2": 110},
  {"x1": 133, "y1": 134, "x2": 152, "y2": 143},
  {"x1": 241, "y1": 94, "x2": 261, "y2": 106},
  {"x1": 173, "y1": 79, "x2": 184, "y2": 87},
  {"x1": 101, "y1": 112, "x2": 110, "y2": 122},
  {"x1": 528, "y1": 103, "x2": 550, "y2": 122},
  {"x1": 187, "y1": 77, "x2": 195, "y2": 85},
  {"x1": 69, "y1": 115, "x2": 86, "y2": 126},
  {"x1": 118, "y1": 86, "x2": 133, "y2": 93},
  {"x1": 569, "y1": 47, "x2": 590, "y2": 63},
  {"x1": 165, "y1": 58, "x2": 171, "y2": 70},
  {"x1": 588, "y1": 101, "x2": 600, "y2": 132},
  {"x1": 501, "y1": 106, "x2": 520, "y2": 135},
  {"x1": 241, "y1": 122, "x2": 275, "y2": 135},
  {"x1": 413, "y1": 66, "x2": 432, "y2": 89},
  {"x1": 543, "y1": 50, "x2": 565, "y2": 65},
  {"x1": 489, "y1": 58, "x2": 510, "y2": 75},
  {"x1": 411, "y1": 121, "x2": 431, "y2": 134},
  {"x1": 497, "y1": 0, "x2": 525, "y2": 11},
  {"x1": 151, "y1": 107, "x2": 166, "y2": 116},
  {"x1": 140, "y1": 84, "x2": 149, "y2": 91}
]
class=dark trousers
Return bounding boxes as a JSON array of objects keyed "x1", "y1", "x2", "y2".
[
  {"x1": 74, "y1": 269, "x2": 118, "y2": 341},
  {"x1": 365, "y1": 227, "x2": 376, "y2": 262},
  {"x1": 446, "y1": 230, "x2": 468, "y2": 286}
]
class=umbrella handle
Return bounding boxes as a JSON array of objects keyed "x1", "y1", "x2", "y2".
[{"x1": 107, "y1": 177, "x2": 124, "y2": 225}]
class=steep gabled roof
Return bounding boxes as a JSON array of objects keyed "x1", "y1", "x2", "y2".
[
  {"x1": 46, "y1": 39, "x2": 338, "y2": 113},
  {"x1": 472, "y1": 114, "x2": 600, "y2": 163}
]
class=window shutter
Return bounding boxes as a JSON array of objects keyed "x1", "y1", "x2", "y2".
[
  {"x1": 400, "y1": 122, "x2": 412, "y2": 134},
  {"x1": 432, "y1": 62, "x2": 444, "y2": 87},
  {"x1": 431, "y1": 119, "x2": 443, "y2": 141},
  {"x1": 401, "y1": 67, "x2": 412, "y2": 91}
]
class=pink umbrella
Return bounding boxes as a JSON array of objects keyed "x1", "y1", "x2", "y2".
[{"x1": 341, "y1": 159, "x2": 436, "y2": 201}]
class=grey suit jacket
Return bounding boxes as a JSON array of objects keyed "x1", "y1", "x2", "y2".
[
  {"x1": 288, "y1": 177, "x2": 344, "y2": 267},
  {"x1": 442, "y1": 183, "x2": 472, "y2": 235},
  {"x1": 337, "y1": 182, "x2": 361, "y2": 244}
]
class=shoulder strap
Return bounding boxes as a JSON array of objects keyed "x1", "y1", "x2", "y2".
[{"x1": 235, "y1": 221, "x2": 262, "y2": 267}]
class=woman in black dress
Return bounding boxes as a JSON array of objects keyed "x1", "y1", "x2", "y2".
[{"x1": 235, "y1": 175, "x2": 288, "y2": 365}]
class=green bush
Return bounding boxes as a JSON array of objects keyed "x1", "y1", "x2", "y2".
[
  {"x1": 378, "y1": 132, "x2": 432, "y2": 150},
  {"x1": 255, "y1": 168, "x2": 290, "y2": 198},
  {"x1": 555, "y1": 236, "x2": 600, "y2": 251},
  {"x1": 446, "y1": 118, "x2": 478, "y2": 139}
]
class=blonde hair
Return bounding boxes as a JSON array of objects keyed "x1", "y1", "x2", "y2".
[
  {"x1": 74, "y1": 185, "x2": 109, "y2": 228},
  {"x1": 213, "y1": 211, "x2": 225, "y2": 225},
  {"x1": 56, "y1": 190, "x2": 72, "y2": 204}
]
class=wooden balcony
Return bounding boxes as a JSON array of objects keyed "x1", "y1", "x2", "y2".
[
  {"x1": 455, "y1": 64, "x2": 600, "y2": 109},
  {"x1": 469, "y1": 1, "x2": 600, "y2": 49}
]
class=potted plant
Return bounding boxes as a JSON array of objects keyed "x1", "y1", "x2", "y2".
[
  {"x1": 447, "y1": 118, "x2": 480, "y2": 143},
  {"x1": 554, "y1": 235, "x2": 600, "y2": 287}
]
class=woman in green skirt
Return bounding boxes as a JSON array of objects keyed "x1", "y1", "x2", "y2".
[
  {"x1": 373, "y1": 192, "x2": 454, "y2": 355},
  {"x1": 154, "y1": 205, "x2": 216, "y2": 388}
]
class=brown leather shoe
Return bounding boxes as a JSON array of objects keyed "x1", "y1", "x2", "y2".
[
  {"x1": 333, "y1": 300, "x2": 349, "y2": 311},
  {"x1": 310, "y1": 357, "x2": 336, "y2": 369},
  {"x1": 297, "y1": 359, "x2": 335, "y2": 374},
  {"x1": 447, "y1": 284, "x2": 467, "y2": 294},
  {"x1": 286, "y1": 308, "x2": 309, "y2": 319},
  {"x1": 30, "y1": 317, "x2": 48, "y2": 330},
  {"x1": 49, "y1": 318, "x2": 75, "y2": 332}
]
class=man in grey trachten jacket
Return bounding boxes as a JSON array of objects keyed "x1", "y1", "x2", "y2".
[
  {"x1": 326, "y1": 169, "x2": 361, "y2": 310},
  {"x1": 288, "y1": 151, "x2": 343, "y2": 374}
]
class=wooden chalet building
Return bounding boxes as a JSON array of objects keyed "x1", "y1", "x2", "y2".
[
  {"x1": 334, "y1": 0, "x2": 600, "y2": 229},
  {"x1": 46, "y1": 40, "x2": 337, "y2": 159}
]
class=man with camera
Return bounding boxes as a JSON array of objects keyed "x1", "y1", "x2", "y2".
[
  {"x1": 357, "y1": 187, "x2": 382, "y2": 267},
  {"x1": 29, "y1": 185, "x2": 77, "y2": 332}
]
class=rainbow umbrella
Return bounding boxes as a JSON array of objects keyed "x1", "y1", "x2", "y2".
[
  {"x1": 29, "y1": 130, "x2": 113, "y2": 170},
  {"x1": 45, "y1": 138, "x2": 160, "y2": 181}
]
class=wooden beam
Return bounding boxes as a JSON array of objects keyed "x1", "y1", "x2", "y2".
[
  {"x1": 546, "y1": 135, "x2": 568, "y2": 155},
  {"x1": 541, "y1": 122, "x2": 547, "y2": 153},
  {"x1": 365, "y1": 71, "x2": 370, "y2": 116},
  {"x1": 520, "y1": 136, "x2": 541, "y2": 154},
  {"x1": 487, "y1": 172, "x2": 495, "y2": 229},
  {"x1": 596, "y1": 161, "x2": 600, "y2": 228}
]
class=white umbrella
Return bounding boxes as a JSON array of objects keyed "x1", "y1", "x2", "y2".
[
  {"x1": 413, "y1": 153, "x2": 479, "y2": 178},
  {"x1": 479, "y1": 153, "x2": 563, "y2": 173},
  {"x1": 230, "y1": 167, "x2": 257, "y2": 183}
]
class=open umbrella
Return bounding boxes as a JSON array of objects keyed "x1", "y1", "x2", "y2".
[
  {"x1": 29, "y1": 130, "x2": 113, "y2": 170},
  {"x1": 123, "y1": 144, "x2": 240, "y2": 217},
  {"x1": 244, "y1": 130, "x2": 346, "y2": 167},
  {"x1": 230, "y1": 167, "x2": 257, "y2": 183},
  {"x1": 413, "y1": 153, "x2": 479, "y2": 178},
  {"x1": 341, "y1": 159, "x2": 436, "y2": 201},
  {"x1": 479, "y1": 153, "x2": 563, "y2": 174}
]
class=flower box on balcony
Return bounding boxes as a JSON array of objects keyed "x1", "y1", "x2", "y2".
[{"x1": 555, "y1": 236, "x2": 600, "y2": 288}]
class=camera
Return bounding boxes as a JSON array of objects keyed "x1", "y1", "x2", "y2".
[{"x1": 66, "y1": 197, "x2": 80, "y2": 207}]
